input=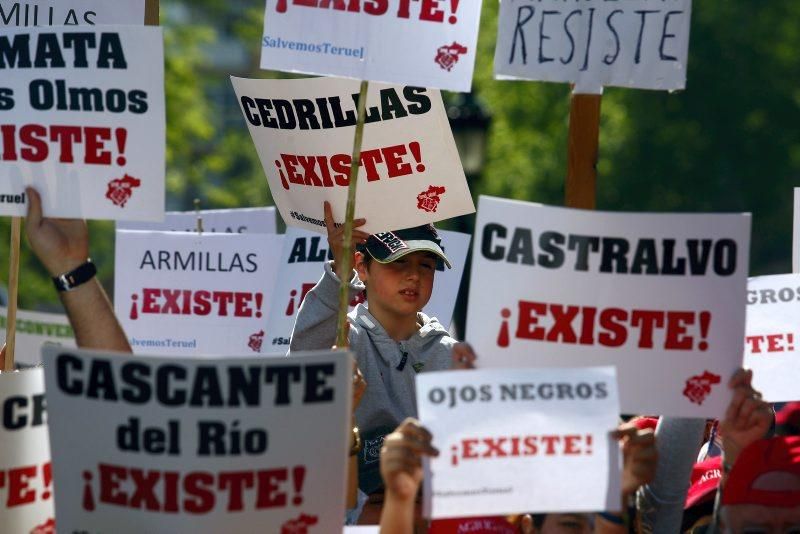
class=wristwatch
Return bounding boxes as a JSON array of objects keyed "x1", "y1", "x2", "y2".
[
  {"x1": 52, "y1": 260, "x2": 97, "y2": 292},
  {"x1": 349, "y1": 426, "x2": 362, "y2": 456}
]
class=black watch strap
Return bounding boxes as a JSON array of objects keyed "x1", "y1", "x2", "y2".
[{"x1": 53, "y1": 260, "x2": 97, "y2": 292}]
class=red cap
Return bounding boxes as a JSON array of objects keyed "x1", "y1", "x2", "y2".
[
  {"x1": 723, "y1": 436, "x2": 800, "y2": 508},
  {"x1": 685, "y1": 457, "x2": 722, "y2": 509},
  {"x1": 776, "y1": 402, "x2": 800, "y2": 430},
  {"x1": 631, "y1": 416, "x2": 659, "y2": 432},
  {"x1": 428, "y1": 517, "x2": 516, "y2": 534}
]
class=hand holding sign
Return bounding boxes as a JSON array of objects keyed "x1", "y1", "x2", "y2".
[
  {"x1": 324, "y1": 201, "x2": 368, "y2": 280},
  {"x1": 720, "y1": 369, "x2": 773, "y2": 468},
  {"x1": 25, "y1": 187, "x2": 88, "y2": 277}
]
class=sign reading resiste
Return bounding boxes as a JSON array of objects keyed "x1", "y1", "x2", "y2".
[
  {"x1": 260, "y1": 0, "x2": 483, "y2": 92},
  {"x1": 0, "y1": 25, "x2": 165, "y2": 221},
  {"x1": 418, "y1": 366, "x2": 620, "y2": 518},
  {"x1": 117, "y1": 207, "x2": 278, "y2": 234},
  {"x1": 0, "y1": 368, "x2": 53, "y2": 533},
  {"x1": 231, "y1": 76, "x2": 474, "y2": 234},
  {"x1": 467, "y1": 196, "x2": 750, "y2": 417},
  {"x1": 744, "y1": 274, "x2": 800, "y2": 402},
  {"x1": 115, "y1": 230, "x2": 282, "y2": 356},
  {"x1": 42, "y1": 347, "x2": 352, "y2": 532},
  {"x1": 0, "y1": 306, "x2": 75, "y2": 367},
  {"x1": 494, "y1": 0, "x2": 692, "y2": 92},
  {"x1": 265, "y1": 227, "x2": 470, "y2": 349}
]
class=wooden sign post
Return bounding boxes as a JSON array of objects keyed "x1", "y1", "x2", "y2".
[{"x1": 565, "y1": 93, "x2": 601, "y2": 210}]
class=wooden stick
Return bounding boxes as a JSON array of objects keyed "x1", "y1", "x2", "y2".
[
  {"x1": 565, "y1": 93, "x2": 602, "y2": 209},
  {"x1": 144, "y1": 0, "x2": 159, "y2": 26},
  {"x1": 335, "y1": 80, "x2": 370, "y2": 349},
  {"x1": 4, "y1": 217, "x2": 21, "y2": 370}
]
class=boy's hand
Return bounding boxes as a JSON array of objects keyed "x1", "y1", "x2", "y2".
[
  {"x1": 323, "y1": 201, "x2": 369, "y2": 280},
  {"x1": 613, "y1": 422, "x2": 657, "y2": 496},
  {"x1": 25, "y1": 186, "x2": 90, "y2": 276},
  {"x1": 719, "y1": 368, "x2": 773, "y2": 467},
  {"x1": 381, "y1": 418, "x2": 439, "y2": 502},
  {"x1": 452, "y1": 342, "x2": 477, "y2": 370}
]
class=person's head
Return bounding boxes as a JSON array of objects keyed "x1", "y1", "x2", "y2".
[
  {"x1": 355, "y1": 225, "x2": 450, "y2": 320},
  {"x1": 682, "y1": 457, "x2": 722, "y2": 532},
  {"x1": 719, "y1": 437, "x2": 800, "y2": 533}
]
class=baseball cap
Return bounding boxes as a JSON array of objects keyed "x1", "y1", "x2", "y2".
[
  {"x1": 723, "y1": 436, "x2": 800, "y2": 508},
  {"x1": 360, "y1": 225, "x2": 451, "y2": 269},
  {"x1": 428, "y1": 517, "x2": 517, "y2": 534},
  {"x1": 685, "y1": 457, "x2": 723, "y2": 509}
]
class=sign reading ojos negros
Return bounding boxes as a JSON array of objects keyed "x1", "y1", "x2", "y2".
[
  {"x1": 231, "y1": 76, "x2": 474, "y2": 234},
  {"x1": 467, "y1": 196, "x2": 750, "y2": 417},
  {"x1": 42, "y1": 347, "x2": 352, "y2": 533},
  {"x1": 0, "y1": 25, "x2": 165, "y2": 220}
]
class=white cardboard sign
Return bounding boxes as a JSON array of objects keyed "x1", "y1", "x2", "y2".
[
  {"x1": 0, "y1": 0, "x2": 145, "y2": 27},
  {"x1": 0, "y1": 25, "x2": 165, "y2": 220},
  {"x1": 494, "y1": 0, "x2": 692, "y2": 93},
  {"x1": 265, "y1": 227, "x2": 469, "y2": 349},
  {"x1": 231, "y1": 76, "x2": 474, "y2": 234},
  {"x1": 0, "y1": 368, "x2": 53, "y2": 533},
  {"x1": 0, "y1": 306, "x2": 75, "y2": 367},
  {"x1": 744, "y1": 274, "x2": 800, "y2": 402},
  {"x1": 42, "y1": 346, "x2": 352, "y2": 533},
  {"x1": 114, "y1": 230, "x2": 283, "y2": 356},
  {"x1": 467, "y1": 196, "x2": 751, "y2": 417},
  {"x1": 117, "y1": 207, "x2": 278, "y2": 235},
  {"x1": 418, "y1": 366, "x2": 620, "y2": 518},
  {"x1": 259, "y1": 0, "x2": 483, "y2": 92}
]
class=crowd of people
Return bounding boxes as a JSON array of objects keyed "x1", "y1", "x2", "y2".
[{"x1": 18, "y1": 190, "x2": 800, "y2": 533}]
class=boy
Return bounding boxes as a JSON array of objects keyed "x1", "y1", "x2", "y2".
[{"x1": 289, "y1": 202, "x2": 473, "y2": 503}]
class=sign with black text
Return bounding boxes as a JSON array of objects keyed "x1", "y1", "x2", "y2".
[
  {"x1": 467, "y1": 196, "x2": 750, "y2": 417},
  {"x1": 0, "y1": 0, "x2": 145, "y2": 27},
  {"x1": 117, "y1": 207, "x2": 278, "y2": 235},
  {"x1": 42, "y1": 347, "x2": 352, "y2": 532},
  {"x1": 0, "y1": 306, "x2": 75, "y2": 366}
]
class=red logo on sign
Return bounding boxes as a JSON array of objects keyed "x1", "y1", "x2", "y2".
[
  {"x1": 281, "y1": 514, "x2": 319, "y2": 534},
  {"x1": 417, "y1": 185, "x2": 446, "y2": 213},
  {"x1": 105, "y1": 174, "x2": 141, "y2": 207},
  {"x1": 683, "y1": 371, "x2": 721, "y2": 405},
  {"x1": 435, "y1": 42, "x2": 468, "y2": 71},
  {"x1": 30, "y1": 518, "x2": 56, "y2": 534},
  {"x1": 248, "y1": 330, "x2": 265, "y2": 353}
]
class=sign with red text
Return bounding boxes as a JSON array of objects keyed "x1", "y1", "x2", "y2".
[
  {"x1": 0, "y1": 0, "x2": 145, "y2": 28},
  {"x1": 0, "y1": 368, "x2": 53, "y2": 533},
  {"x1": 231, "y1": 76, "x2": 474, "y2": 234},
  {"x1": 744, "y1": 274, "x2": 800, "y2": 402},
  {"x1": 114, "y1": 230, "x2": 283, "y2": 355},
  {"x1": 0, "y1": 25, "x2": 165, "y2": 220},
  {"x1": 0, "y1": 306, "x2": 75, "y2": 367},
  {"x1": 495, "y1": 0, "x2": 692, "y2": 93},
  {"x1": 260, "y1": 0, "x2": 482, "y2": 92},
  {"x1": 117, "y1": 207, "x2": 278, "y2": 234},
  {"x1": 42, "y1": 347, "x2": 352, "y2": 533},
  {"x1": 265, "y1": 227, "x2": 469, "y2": 349},
  {"x1": 418, "y1": 366, "x2": 620, "y2": 518},
  {"x1": 467, "y1": 196, "x2": 751, "y2": 417}
]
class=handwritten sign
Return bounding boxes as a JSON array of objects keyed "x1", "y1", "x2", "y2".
[{"x1": 467, "y1": 195, "x2": 750, "y2": 417}]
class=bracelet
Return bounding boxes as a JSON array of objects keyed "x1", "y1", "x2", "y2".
[
  {"x1": 349, "y1": 426, "x2": 362, "y2": 456},
  {"x1": 52, "y1": 260, "x2": 96, "y2": 292}
]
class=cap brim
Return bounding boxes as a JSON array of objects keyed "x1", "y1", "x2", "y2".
[{"x1": 369, "y1": 239, "x2": 451, "y2": 269}]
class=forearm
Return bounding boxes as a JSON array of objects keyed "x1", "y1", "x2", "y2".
[
  {"x1": 60, "y1": 278, "x2": 131, "y2": 353},
  {"x1": 379, "y1": 492, "x2": 415, "y2": 534}
]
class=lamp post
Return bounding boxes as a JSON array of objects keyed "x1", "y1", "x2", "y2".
[{"x1": 446, "y1": 92, "x2": 490, "y2": 339}]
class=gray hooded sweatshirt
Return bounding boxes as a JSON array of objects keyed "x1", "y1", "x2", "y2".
[{"x1": 289, "y1": 261, "x2": 456, "y2": 493}]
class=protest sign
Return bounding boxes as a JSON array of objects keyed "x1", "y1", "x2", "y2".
[
  {"x1": 265, "y1": 227, "x2": 469, "y2": 349},
  {"x1": 259, "y1": 0, "x2": 482, "y2": 92},
  {"x1": 42, "y1": 346, "x2": 352, "y2": 532},
  {"x1": 0, "y1": 25, "x2": 165, "y2": 220},
  {"x1": 0, "y1": 306, "x2": 75, "y2": 367},
  {"x1": 793, "y1": 188, "x2": 799, "y2": 273},
  {"x1": 0, "y1": 0, "x2": 145, "y2": 27},
  {"x1": 117, "y1": 206, "x2": 278, "y2": 234},
  {"x1": 115, "y1": 230, "x2": 283, "y2": 356},
  {"x1": 418, "y1": 366, "x2": 620, "y2": 518},
  {"x1": 494, "y1": 0, "x2": 692, "y2": 92},
  {"x1": 744, "y1": 274, "x2": 800, "y2": 402},
  {"x1": 466, "y1": 196, "x2": 751, "y2": 417},
  {"x1": 231, "y1": 76, "x2": 474, "y2": 234},
  {"x1": 0, "y1": 368, "x2": 53, "y2": 532}
]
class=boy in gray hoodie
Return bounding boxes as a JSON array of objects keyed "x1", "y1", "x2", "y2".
[{"x1": 290, "y1": 202, "x2": 473, "y2": 501}]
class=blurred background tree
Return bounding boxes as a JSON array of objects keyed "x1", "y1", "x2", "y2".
[{"x1": 5, "y1": 0, "x2": 798, "y2": 311}]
